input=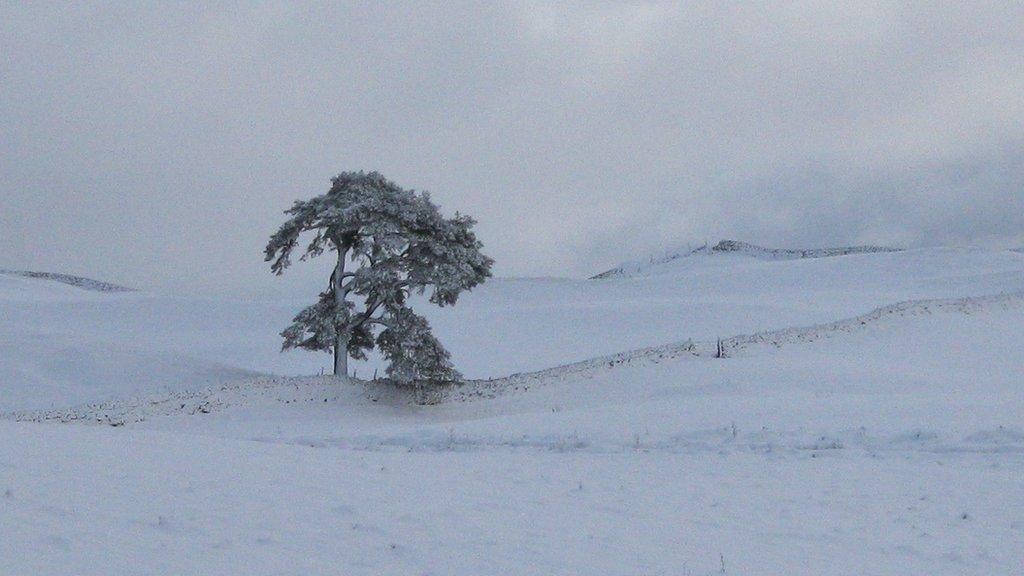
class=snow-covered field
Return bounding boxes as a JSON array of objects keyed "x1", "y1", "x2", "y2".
[{"x1": 3, "y1": 246, "x2": 1024, "y2": 575}]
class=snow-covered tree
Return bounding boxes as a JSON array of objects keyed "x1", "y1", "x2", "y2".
[{"x1": 265, "y1": 171, "x2": 492, "y2": 384}]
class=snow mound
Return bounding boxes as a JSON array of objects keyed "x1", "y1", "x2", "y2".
[
  {"x1": 17, "y1": 289, "x2": 1023, "y2": 422},
  {"x1": 0, "y1": 269, "x2": 134, "y2": 292},
  {"x1": 592, "y1": 239, "x2": 901, "y2": 278},
  {"x1": 0, "y1": 332, "x2": 259, "y2": 412},
  {"x1": 0, "y1": 272, "x2": 258, "y2": 412},
  {"x1": 446, "y1": 290, "x2": 1024, "y2": 402}
]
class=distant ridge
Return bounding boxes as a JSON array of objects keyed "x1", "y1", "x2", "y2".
[
  {"x1": 591, "y1": 240, "x2": 902, "y2": 279},
  {"x1": 0, "y1": 269, "x2": 135, "y2": 292}
]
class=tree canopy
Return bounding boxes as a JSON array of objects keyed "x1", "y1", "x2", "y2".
[{"x1": 265, "y1": 171, "x2": 492, "y2": 384}]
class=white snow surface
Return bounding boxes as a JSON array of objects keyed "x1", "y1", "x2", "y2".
[
  {"x1": 6, "y1": 246, "x2": 1024, "y2": 410},
  {"x1": 3, "y1": 246, "x2": 1024, "y2": 574}
]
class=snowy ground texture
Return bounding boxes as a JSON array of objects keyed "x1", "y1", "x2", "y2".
[{"x1": 3, "y1": 245, "x2": 1024, "y2": 575}]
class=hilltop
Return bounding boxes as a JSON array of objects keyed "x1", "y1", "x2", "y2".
[
  {"x1": 591, "y1": 239, "x2": 901, "y2": 279},
  {"x1": 0, "y1": 269, "x2": 134, "y2": 292}
]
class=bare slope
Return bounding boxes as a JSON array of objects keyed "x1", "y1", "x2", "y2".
[{"x1": 0, "y1": 269, "x2": 134, "y2": 292}]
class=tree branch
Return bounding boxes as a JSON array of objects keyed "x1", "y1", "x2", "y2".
[
  {"x1": 352, "y1": 299, "x2": 384, "y2": 329},
  {"x1": 328, "y1": 270, "x2": 357, "y2": 293}
]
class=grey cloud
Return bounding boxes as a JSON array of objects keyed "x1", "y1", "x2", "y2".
[{"x1": 2, "y1": 2, "x2": 1022, "y2": 293}]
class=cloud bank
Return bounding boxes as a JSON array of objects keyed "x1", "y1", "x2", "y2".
[{"x1": 2, "y1": 2, "x2": 1022, "y2": 292}]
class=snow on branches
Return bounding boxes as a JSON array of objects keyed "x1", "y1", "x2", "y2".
[{"x1": 265, "y1": 171, "x2": 492, "y2": 384}]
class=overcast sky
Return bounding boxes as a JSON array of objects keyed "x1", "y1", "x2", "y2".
[{"x1": 2, "y1": 2, "x2": 1023, "y2": 293}]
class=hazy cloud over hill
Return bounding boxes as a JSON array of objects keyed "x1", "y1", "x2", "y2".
[{"x1": 2, "y1": 2, "x2": 1022, "y2": 292}]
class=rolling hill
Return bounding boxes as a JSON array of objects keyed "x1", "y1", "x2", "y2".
[{"x1": 3, "y1": 245, "x2": 1024, "y2": 575}]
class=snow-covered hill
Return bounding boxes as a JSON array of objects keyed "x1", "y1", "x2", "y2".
[
  {"x1": 5, "y1": 297, "x2": 1024, "y2": 575},
  {"x1": 0, "y1": 274, "x2": 257, "y2": 410},
  {"x1": 4, "y1": 246, "x2": 1024, "y2": 410},
  {"x1": 421, "y1": 246, "x2": 1024, "y2": 378},
  {"x1": 14, "y1": 290, "x2": 1024, "y2": 437},
  {"x1": 4, "y1": 245, "x2": 1024, "y2": 575},
  {"x1": 591, "y1": 239, "x2": 902, "y2": 278}
]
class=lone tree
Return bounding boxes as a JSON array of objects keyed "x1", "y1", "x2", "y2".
[{"x1": 265, "y1": 171, "x2": 492, "y2": 384}]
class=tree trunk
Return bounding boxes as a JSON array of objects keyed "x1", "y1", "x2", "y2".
[
  {"x1": 333, "y1": 246, "x2": 349, "y2": 380},
  {"x1": 333, "y1": 339, "x2": 348, "y2": 379}
]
